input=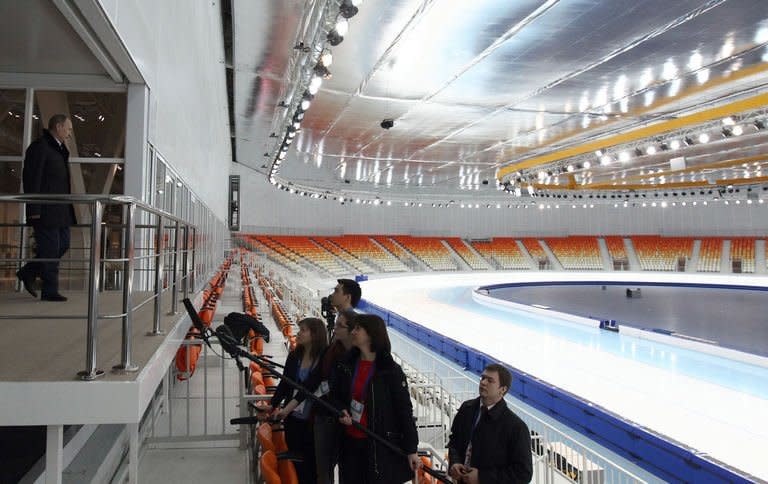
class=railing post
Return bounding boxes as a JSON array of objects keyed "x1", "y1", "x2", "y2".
[
  {"x1": 99, "y1": 222, "x2": 108, "y2": 292},
  {"x1": 190, "y1": 227, "x2": 197, "y2": 292},
  {"x1": 78, "y1": 200, "x2": 105, "y2": 380},
  {"x1": 148, "y1": 213, "x2": 165, "y2": 336},
  {"x1": 114, "y1": 202, "x2": 139, "y2": 373},
  {"x1": 168, "y1": 220, "x2": 180, "y2": 315},
  {"x1": 16, "y1": 224, "x2": 26, "y2": 292},
  {"x1": 181, "y1": 224, "x2": 189, "y2": 300}
]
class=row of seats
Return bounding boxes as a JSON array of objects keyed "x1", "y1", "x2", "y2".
[
  {"x1": 268, "y1": 236, "x2": 348, "y2": 276},
  {"x1": 604, "y1": 236, "x2": 628, "y2": 261},
  {"x1": 731, "y1": 237, "x2": 756, "y2": 273},
  {"x1": 312, "y1": 237, "x2": 376, "y2": 274},
  {"x1": 237, "y1": 234, "x2": 765, "y2": 275},
  {"x1": 175, "y1": 257, "x2": 232, "y2": 380},
  {"x1": 470, "y1": 238, "x2": 530, "y2": 270},
  {"x1": 697, "y1": 238, "x2": 723, "y2": 272},
  {"x1": 392, "y1": 236, "x2": 458, "y2": 271},
  {"x1": 632, "y1": 236, "x2": 694, "y2": 271},
  {"x1": 521, "y1": 238, "x2": 548, "y2": 263},
  {"x1": 242, "y1": 236, "x2": 304, "y2": 272},
  {"x1": 545, "y1": 237, "x2": 603, "y2": 270},
  {"x1": 444, "y1": 237, "x2": 491, "y2": 270},
  {"x1": 327, "y1": 235, "x2": 409, "y2": 272}
]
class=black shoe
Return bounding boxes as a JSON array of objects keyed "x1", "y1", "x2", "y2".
[
  {"x1": 16, "y1": 270, "x2": 38, "y2": 298},
  {"x1": 41, "y1": 293, "x2": 67, "y2": 302}
]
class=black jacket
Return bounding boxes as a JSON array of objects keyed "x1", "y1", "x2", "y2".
[
  {"x1": 269, "y1": 347, "x2": 321, "y2": 410},
  {"x1": 22, "y1": 130, "x2": 76, "y2": 227},
  {"x1": 330, "y1": 348, "x2": 419, "y2": 484},
  {"x1": 448, "y1": 397, "x2": 533, "y2": 484}
]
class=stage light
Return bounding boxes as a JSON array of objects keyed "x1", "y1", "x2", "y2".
[
  {"x1": 314, "y1": 64, "x2": 332, "y2": 79},
  {"x1": 698, "y1": 133, "x2": 710, "y2": 143},
  {"x1": 619, "y1": 151, "x2": 631, "y2": 162},
  {"x1": 670, "y1": 139, "x2": 681, "y2": 149},
  {"x1": 583, "y1": 161, "x2": 591, "y2": 169},
  {"x1": 646, "y1": 145, "x2": 657, "y2": 155},
  {"x1": 339, "y1": 1, "x2": 359, "y2": 18},
  {"x1": 600, "y1": 155, "x2": 612, "y2": 166},
  {"x1": 320, "y1": 51, "x2": 333, "y2": 67},
  {"x1": 683, "y1": 136, "x2": 694, "y2": 146},
  {"x1": 732, "y1": 125, "x2": 744, "y2": 136},
  {"x1": 567, "y1": 164, "x2": 575, "y2": 172}
]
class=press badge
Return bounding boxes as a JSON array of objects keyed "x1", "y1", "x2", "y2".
[
  {"x1": 314, "y1": 380, "x2": 330, "y2": 397},
  {"x1": 350, "y1": 399, "x2": 365, "y2": 423}
]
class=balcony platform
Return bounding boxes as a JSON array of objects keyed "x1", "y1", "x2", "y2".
[{"x1": 0, "y1": 289, "x2": 197, "y2": 425}]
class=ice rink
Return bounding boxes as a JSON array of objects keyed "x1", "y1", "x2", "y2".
[{"x1": 361, "y1": 272, "x2": 768, "y2": 481}]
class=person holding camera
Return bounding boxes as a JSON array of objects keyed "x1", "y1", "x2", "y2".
[
  {"x1": 331, "y1": 314, "x2": 421, "y2": 484},
  {"x1": 447, "y1": 364, "x2": 533, "y2": 484},
  {"x1": 271, "y1": 317, "x2": 329, "y2": 484}
]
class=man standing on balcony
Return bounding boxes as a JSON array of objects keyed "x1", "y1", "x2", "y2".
[
  {"x1": 448, "y1": 363, "x2": 533, "y2": 483},
  {"x1": 16, "y1": 114, "x2": 76, "y2": 302}
]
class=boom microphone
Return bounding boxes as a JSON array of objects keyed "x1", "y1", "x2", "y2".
[{"x1": 183, "y1": 298, "x2": 208, "y2": 334}]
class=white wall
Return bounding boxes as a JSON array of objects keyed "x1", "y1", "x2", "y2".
[
  {"x1": 235, "y1": 166, "x2": 768, "y2": 237},
  {"x1": 98, "y1": 0, "x2": 231, "y2": 219}
]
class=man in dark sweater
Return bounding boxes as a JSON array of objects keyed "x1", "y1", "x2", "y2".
[
  {"x1": 16, "y1": 115, "x2": 76, "y2": 302},
  {"x1": 448, "y1": 364, "x2": 533, "y2": 484}
]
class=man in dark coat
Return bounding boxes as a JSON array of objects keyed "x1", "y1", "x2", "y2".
[
  {"x1": 448, "y1": 364, "x2": 533, "y2": 484},
  {"x1": 16, "y1": 114, "x2": 76, "y2": 302}
]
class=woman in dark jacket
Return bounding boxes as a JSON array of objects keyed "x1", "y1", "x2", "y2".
[
  {"x1": 331, "y1": 314, "x2": 421, "y2": 483},
  {"x1": 270, "y1": 317, "x2": 328, "y2": 484}
]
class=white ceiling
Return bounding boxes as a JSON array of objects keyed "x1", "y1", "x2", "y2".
[{"x1": 234, "y1": 1, "x2": 768, "y2": 203}]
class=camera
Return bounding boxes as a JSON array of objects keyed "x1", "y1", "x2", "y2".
[{"x1": 321, "y1": 294, "x2": 336, "y2": 319}]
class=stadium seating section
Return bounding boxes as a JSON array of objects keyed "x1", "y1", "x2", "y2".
[
  {"x1": 470, "y1": 238, "x2": 530, "y2": 270},
  {"x1": 604, "y1": 236, "x2": 628, "y2": 261},
  {"x1": 236, "y1": 234, "x2": 765, "y2": 276},
  {"x1": 544, "y1": 236, "x2": 602, "y2": 270},
  {"x1": 697, "y1": 238, "x2": 723, "y2": 272},
  {"x1": 631, "y1": 236, "x2": 694, "y2": 271},
  {"x1": 730, "y1": 237, "x2": 756, "y2": 273}
]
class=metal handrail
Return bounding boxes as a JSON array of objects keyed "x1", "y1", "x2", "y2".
[{"x1": 0, "y1": 194, "x2": 200, "y2": 380}]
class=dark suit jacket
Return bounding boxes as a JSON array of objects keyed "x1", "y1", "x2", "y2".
[
  {"x1": 448, "y1": 397, "x2": 533, "y2": 484},
  {"x1": 22, "y1": 130, "x2": 76, "y2": 227}
]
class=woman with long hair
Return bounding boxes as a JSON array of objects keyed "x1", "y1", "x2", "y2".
[
  {"x1": 271, "y1": 317, "x2": 328, "y2": 483},
  {"x1": 331, "y1": 314, "x2": 421, "y2": 483}
]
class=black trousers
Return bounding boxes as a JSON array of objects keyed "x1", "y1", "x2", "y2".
[
  {"x1": 284, "y1": 415, "x2": 317, "y2": 484},
  {"x1": 20, "y1": 224, "x2": 70, "y2": 296},
  {"x1": 314, "y1": 415, "x2": 342, "y2": 484},
  {"x1": 340, "y1": 436, "x2": 371, "y2": 484}
]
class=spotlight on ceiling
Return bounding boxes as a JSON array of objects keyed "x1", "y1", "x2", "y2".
[
  {"x1": 327, "y1": 30, "x2": 343, "y2": 46},
  {"x1": 339, "y1": 1, "x2": 359, "y2": 18},
  {"x1": 313, "y1": 64, "x2": 332, "y2": 79}
]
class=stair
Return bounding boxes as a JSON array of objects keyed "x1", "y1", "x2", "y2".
[
  {"x1": 623, "y1": 238, "x2": 641, "y2": 271},
  {"x1": 720, "y1": 239, "x2": 731, "y2": 273},
  {"x1": 515, "y1": 239, "x2": 538, "y2": 270},
  {"x1": 388, "y1": 237, "x2": 431, "y2": 271},
  {"x1": 464, "y1": 240, "x2": 495, "y2": 269},
  {"x1": 538, "y1": 240, "x2": 564, "y2": 270},
  {"x1": 597, "y1": 237, "x2": 613, "y2": 271},
  {"x1": 441, "y1": 240, "x2": 471, "y2": 270},
  {"x1": 688, "y1": 239, "x2": 701, "y2": 273},
  {"x1": 756, "y1": 239, "x2": 767, "y2": 274}
]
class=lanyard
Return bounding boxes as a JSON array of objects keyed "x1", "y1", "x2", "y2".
[
  {"x1": 468, "y1": 403, "x2": 485, "y2": 443},
  {"x1": 352, "y1": 359, "x2": 376, "y2": 401}
]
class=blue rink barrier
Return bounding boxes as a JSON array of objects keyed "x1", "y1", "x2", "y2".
[{"x1": 358, "y1": 298, "x2": 754, "y2": 484}]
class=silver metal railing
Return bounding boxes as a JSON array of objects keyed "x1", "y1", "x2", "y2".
[{"x1": 0, "y1": 194, "x2": 221, "y2": 380}]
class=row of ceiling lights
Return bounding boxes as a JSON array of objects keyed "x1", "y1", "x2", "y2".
[
  {"x1": 506, "y1": 113, "x2": 768, "y2": 187},
  {"x1": 268, "y1": 0, "x2": 361, "y2": 188}
]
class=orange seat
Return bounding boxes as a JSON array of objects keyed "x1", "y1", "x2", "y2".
[
  {"x1": 260, "y1": 450, "x2": 282, "y2": 484},
  {"x1": 277, "y1": 458, "x2": 299, "y2": 484},
  {"x1": 257, "y1": 422, "x2": 275, "y2": 453}
]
